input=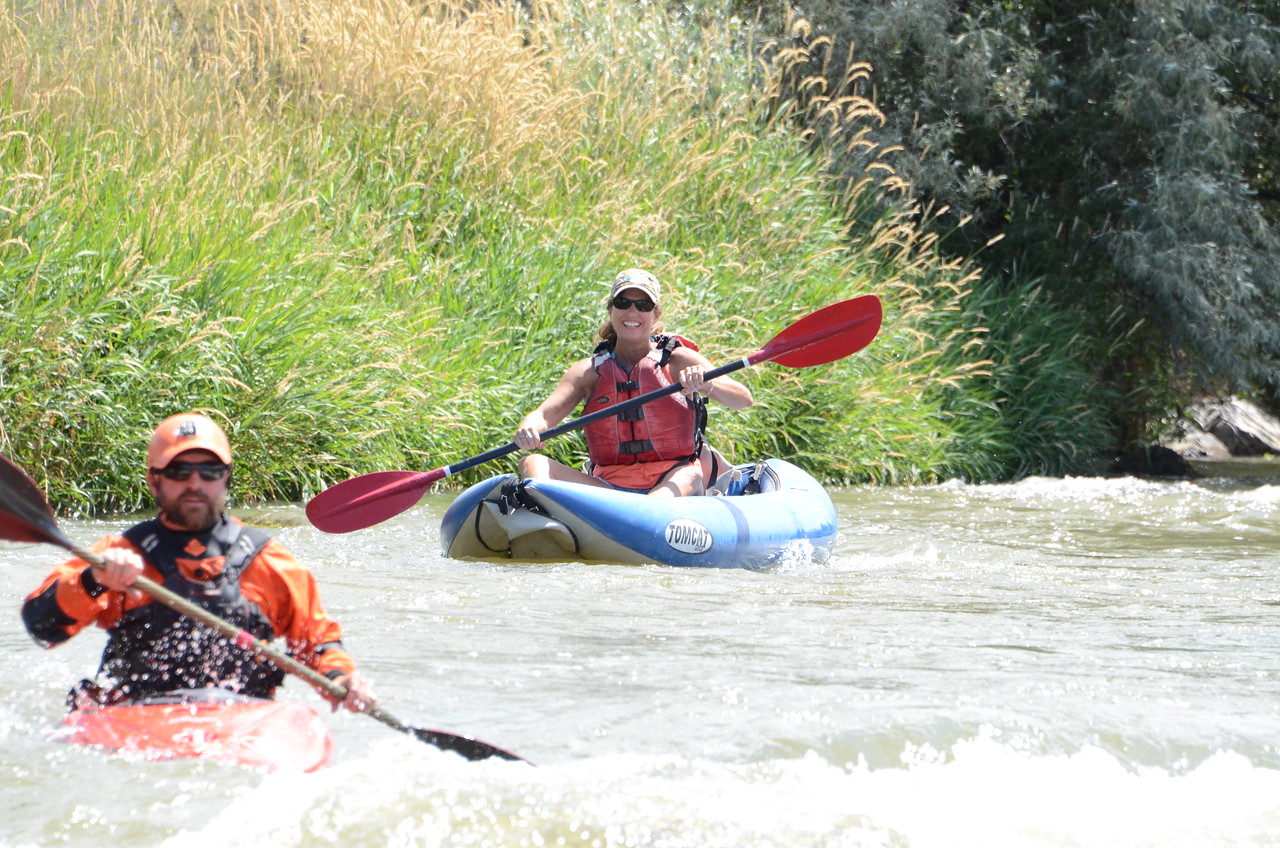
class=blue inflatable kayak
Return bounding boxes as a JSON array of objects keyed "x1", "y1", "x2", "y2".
[{"x1": 439, "y1": 458, "x2": 836, "y2": 569}]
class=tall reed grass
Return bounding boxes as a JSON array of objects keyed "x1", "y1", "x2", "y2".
[{"x1": 0, "y1": 0, "x2": 1107, "y2": 514}]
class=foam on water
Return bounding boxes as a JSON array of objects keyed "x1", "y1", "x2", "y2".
[
  {"x1": 7, "y1": 479, "x2": 1280, "y2": 848},
  {"x1": 151, "y1": 732, "x2": 1280, "y2": 848}
]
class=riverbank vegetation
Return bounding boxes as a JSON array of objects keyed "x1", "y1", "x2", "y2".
[
  {"x1": 745, "y1": 0, "x2": 1280, "y2": 446},
  {"x1": 0, "y1": 0, "x2": 1186, "y2": 513}
]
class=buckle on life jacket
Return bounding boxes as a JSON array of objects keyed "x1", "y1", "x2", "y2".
[{"x1": 619, "y1": 439, "x2": 655, "y2": 456}]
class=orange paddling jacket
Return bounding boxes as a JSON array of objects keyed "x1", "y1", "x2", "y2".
[{"x1": 21, "y1": 515, "x2": 356, "y2": 702}]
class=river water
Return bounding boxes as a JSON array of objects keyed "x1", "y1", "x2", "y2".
[{"x1": 3, "y1": 472, "x2": 1279, "y2": 847}]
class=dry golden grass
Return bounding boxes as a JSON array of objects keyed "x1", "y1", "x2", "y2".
[{"x1": 0, "y1": 0, "x2": 1099, "y2": 510}]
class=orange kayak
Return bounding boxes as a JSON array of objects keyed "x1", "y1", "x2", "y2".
[{"x1": 58, "y1": 694, "x2": 334, "y2": 772}]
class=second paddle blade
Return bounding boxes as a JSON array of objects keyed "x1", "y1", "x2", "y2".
[
  {"x1": 0, "y1": 454, "x2": 78, "y2": 548},
  {"x1": 764, "y1": 294, "x2": 882, "y2": 368},
  {"x1": 409, "y1": 727, "x2": 529, "y2": 763},
  {"x1": 306, "y1": 470, "x2": 436, "y2": 534}
]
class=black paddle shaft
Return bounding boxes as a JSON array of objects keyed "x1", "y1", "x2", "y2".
[{"x1": 441, "y1": 354, "x2": 757, "y2": 480}]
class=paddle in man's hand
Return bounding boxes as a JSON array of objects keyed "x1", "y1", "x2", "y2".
[{"x1": 0, "y1": 453, "x2": 528, "y2": 763}]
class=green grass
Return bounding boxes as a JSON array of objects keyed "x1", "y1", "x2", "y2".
[{"x1": 0, "y1": 0, "x2": 1108, "y2": 515}]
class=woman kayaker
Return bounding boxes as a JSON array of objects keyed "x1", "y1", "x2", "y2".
[
  {"x1": 21, "y1": 412, "x2": 377, "y2": 713},
  {"x1": 514, "y1": 268, "x2": 753, "y2": 496}
]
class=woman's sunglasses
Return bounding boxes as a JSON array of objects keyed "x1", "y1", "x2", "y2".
[
  {"x1": 611, "y1": 295, "x2": 656, "y2": 312},
  {"x1": 153, "y1": 462, "x2": 231, "y2": 482}
]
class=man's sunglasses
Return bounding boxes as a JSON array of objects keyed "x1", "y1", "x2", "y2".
[
  {"x1": 611, "y1": 295, "x2": 656, "y2": 312},
  {"x1": 153, "y1": 462, "x2": 231, "y2": 482}
]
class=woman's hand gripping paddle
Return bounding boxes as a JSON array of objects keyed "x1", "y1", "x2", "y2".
[
  {"x1": 0, "y1": 454, "x2": 527, "y2": 763},
  {"x1": 307, "y1": 293, "x2": 883, "y2": 534}
]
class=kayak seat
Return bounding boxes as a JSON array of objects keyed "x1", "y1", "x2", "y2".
[
  {"x1": 741, "y1": 461, "x2": 782, "y2": 495},
  {"x1": 710, "y1": 466, "x2": 747, "y2": 497},
  {"x1": 710, "y1": 461, "x2": 781, "y2": 496}
]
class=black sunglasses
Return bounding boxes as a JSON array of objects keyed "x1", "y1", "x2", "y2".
[
  {"x1": 611, "y1": 295, "x2": 656, "y2": 312},
  {"x1": 153, "y1": 462, "x2": 231, "y2": 482}
]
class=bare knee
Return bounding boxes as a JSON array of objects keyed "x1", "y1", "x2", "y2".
[
  {"x1": 649, "y1": 464, "x2": 705, "y2": 497},
  {"x1": 700, "y1": 445, "x2": 729, "y2": 488},
  {"x1": 519, "y1": 453, "x2": 551, "y2": 478}
]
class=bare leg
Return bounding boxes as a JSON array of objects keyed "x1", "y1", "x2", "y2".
[
  {"x1": 648, "y1": 463, "x2": 705, "y2": 498},
  {"x1": 518, "y1": 453, "x2": 612, "y2": 488},
  {"x1": 699, "y1": 444, "x2": 730, "y2": 489}
]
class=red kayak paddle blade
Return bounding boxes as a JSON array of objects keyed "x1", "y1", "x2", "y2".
[
  {"x1": 0, "y1": 454, "x2": 74, "y2": 548},
  {"x1": 305, "y1": 469, "x2": 441, "y2": 534},
  {"x1": 762, "y1": 294, "x2": 883, "y2": 368}
]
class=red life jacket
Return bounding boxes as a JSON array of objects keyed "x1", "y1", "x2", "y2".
[{"x1": 583, "y1": 335, "x2": 705, "y2": 467}]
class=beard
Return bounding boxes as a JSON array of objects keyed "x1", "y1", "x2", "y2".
[{"x1": 156, "y1": 488, "x2": 225, "y2": 532}]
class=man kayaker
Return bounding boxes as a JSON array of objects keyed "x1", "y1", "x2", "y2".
[
  {"x1": 21, "y1": 412, "x2": 376, "y2": 713},
  {"x1": 513, "y1": 268, "x2": 753, "y2": 496}
]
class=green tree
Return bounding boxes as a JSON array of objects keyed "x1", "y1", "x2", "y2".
[{"x1": 744, "y1": 0, "x2": 1280, "y2": 441}]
